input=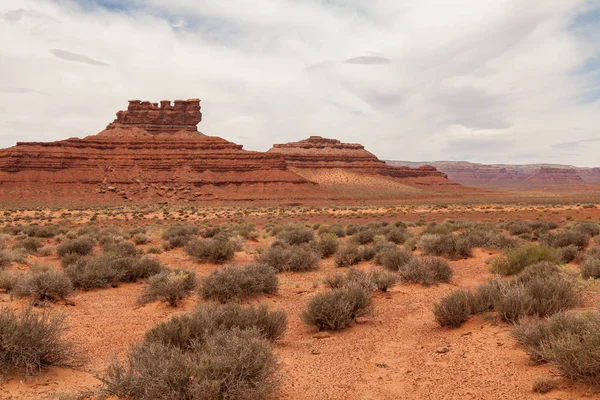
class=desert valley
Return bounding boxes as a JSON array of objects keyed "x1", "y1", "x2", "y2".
[{"x1": 0, "y1": 97, "x2": 600, "y2": 400}]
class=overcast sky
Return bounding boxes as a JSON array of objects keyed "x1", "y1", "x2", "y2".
[{"x1": 2, "y1": 0, "x2": 600, "y2": 166}]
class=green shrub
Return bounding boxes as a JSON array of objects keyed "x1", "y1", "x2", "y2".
[
  {"x1": 200, "y1": 264, "x2": 278, "y2": 303},
  {"x1": 0, "y1": 307, "x2": 78, "y2": 376},
  {"x1": 489, "y1": 244, "x2": 560, "y2": 276},
  {"x1": 433, "y1": 290, "x2": 471, "y2": 327},
  {"x1": 57, "y1": 238, "x2": 95, "y2": 257},
  {"x1": 185, "y1": 238, "x2": 235, "y2": 264},
  {"x1": 13, "y1": 270, "x2": 73, "y2": 302},
  {"x1": 302, "y1": 285, "x2": 372, "y2": 330},
  {"x1": 139, "y1": 269, "x2": 196, "y2": 307}
]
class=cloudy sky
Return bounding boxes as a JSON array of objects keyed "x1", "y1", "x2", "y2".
[{"x1": 2, "y1": 0, "x2": 600, "y2": 166}]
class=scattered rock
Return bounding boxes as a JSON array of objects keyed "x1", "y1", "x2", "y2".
[
  {"x1": 313, "y1": 332, "x2": 332, "y2": 339},
  {"x1": 311, "y1": 349, "x2": 321, "y2": 355},
  {"x1": 436, "y1": 347, "x2": 450, "y2": 354}
]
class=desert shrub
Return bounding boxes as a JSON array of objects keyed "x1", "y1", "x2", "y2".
[
  {"x1": 385, "y1": 227, "x2": 409, "y2": 244},
  {"x1": 104, "y1": 327, "x2": 278, "y2": 400},
  {"x1": 489, "y1": 244, "x2": 560, "y2": 276},
  {"x1": 21, "y1": 224, "x2": 59, "y2": 238},
  {"x1": 399, "y1": 256, "x2": 453, "y2": 286},
  {"x1": 18, "y1": 237, "x2": 43, "y2": 253},
  {"x1": 258, "y1": 245, "x2": 319, "y2": 272},
  {"x1": 369, "y1": 269, "x2": 398, "y2": 292},
  {"x1": 532, "y1": 377, "x2": 557, "y2": 394},
  {"x1": 352, "y1": 229, "x2": 375, "y2": 245},
  {"x1": 459, "y1": 230, "x2": 516, "y2": 250},
  {"x1": 65, "y1": 255, "x2": 163, "y2": 290},
  {"x1": 345, "y1": 224, "x2": 359, "y2": 236},
  {"x1": 185, "y1": 238, "x2": 235, "y2": 264},
  {"x1": 417, "y1": 233, "x2": 472, "y2": 259},
  {"x1": 303, "y1": 285, "x2": 372, "y2": 330},
  {"x1": 105, "y1": 241, "x2": 140, "y2": 257},
  {"x1": 13, "y1": 270, "x2": 73, "y2": 301},
  {"x1": 433, "y1": 290, "x2": 471, "y2": 327},
  {"x1": 559, "y1": 244, "x2": 580, "y2": 263},
  {"x1": 324, "y1": 268, "x2": 371, "y2": 290},
  {"x1": 139, "y1": 269, "x2": 196, "y2": 307},
  {"x1": 359, "y1": 245, "x2": 377, "y2": 261},
  {"x1": 57, "y1": 238, "x2": 94, "y2": 257},
  {"x1": 132, "y1": 233, "x2": 151, "y2": 245},
  {"x1": 495, "y1": 284, "x2": 534, "y2": 322},
  {"x1": 277, "y1": 227, "x2": 314, "y2": 245},
  {"x1": 379, "y1": 247, "x2": 415, "y2": 271},
  {"x1": 541, "y1": 230, "x2": 590, "y2": 249},
  {"x1": 334, "y1": 243, "x2": 361, "y2": 268},
  {"x1": 37, "y1": 245, "x2": 54, "y2": 257},
  {"x1": 0, "y1": 270, "x2": 24, "y2": 291},
  {"x1": 319, "y1": 224, "x2": 346, "y2": 238},
  {"x1": 0, "y1": 307, "x2": 77, "y2": 376},
  {"x1": 310, "y1": 233, "x2": 338, "y2": 258},
  {"x1": 0, "y1": 250, "x2": 13, "y2": 268},
  {"x1": 581, "y1": 257, "x2": 600, "y2": 279},
  {"x1": 200, "y1": 264, "x2": 278, "y2": 303},
  {"x1": 373, "y1": 241, "x2": 400, "y2": 264},
  {"x1": 506, "y1": 220, "x2": 558, "y2": 236},
  {"x1": 574, "y1": 221, "x2": 600, "y2": 237},
  {"x1": 161, "y1": 224, "x2": 198, "y2": 242},
  {"x1": 513, "y1": 310, "x2": 600, "y2": 385},
  {"x1": 146, "y1": 303, "x2": 287, "y2": 349},
  {"x1": 146, "y1": 247, "x2": 162, "y2": 254}
]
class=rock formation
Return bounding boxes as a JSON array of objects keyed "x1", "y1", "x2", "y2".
[
  {"x1": 387, "y1": 161, "x2": 597, "y2": 187},
  {"x1": 269, "y1": 136, "x2": 453, "y2": 183},
  {"x1": 0, "y1": 100, "x2": 318, "y2": 205}
]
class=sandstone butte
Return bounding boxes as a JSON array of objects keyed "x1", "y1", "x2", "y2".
[
  {"x1": 0, "y1": 100, "x2": 455, "y2": 205},
  {"x1": 268, "y1": 136, "x2": 456, "y2": 188}
]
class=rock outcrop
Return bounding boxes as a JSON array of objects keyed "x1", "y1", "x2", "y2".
[
  {"x1": 269, "y1": 136, "x2": 453, "y2": 183},
  {"x1": 0, "y1": 100, "x2": 318, "y2": 205},
  {"x1": 387, "y1": 161, "x2": 596, "y2": 187}
]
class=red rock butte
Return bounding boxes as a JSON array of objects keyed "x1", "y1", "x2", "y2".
[
  {"x1": 269, "y1": 136, "x2": 452, "y2": 183},
  {"x1": 0, "y1": 99, "x2": 318, "y2": 204}
]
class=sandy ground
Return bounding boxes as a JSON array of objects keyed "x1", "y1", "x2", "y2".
[{"x1": 2, "y1": 245, "x2": 600, "y2": 399}]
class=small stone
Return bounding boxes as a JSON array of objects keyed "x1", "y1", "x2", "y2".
[
  {"x1": 311, "y1": 349, "x2": 321, "y2": 355},
  {"x1": 313, "y1": 332, "x2": 332, "y2": 339},
  {"x1": 436, "y1": 347, "x2": 450, "y2": 354}
]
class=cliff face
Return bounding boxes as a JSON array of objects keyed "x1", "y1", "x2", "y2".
[
  {"x1": 269, "y1": 136, "x2": 453, "y2": 183},
  {"x1": 0, "y1": 100, "x2": 317, "y2": 204},
  {"x1": 387, "y1": 161, "x2": 596, "y2": 187}
]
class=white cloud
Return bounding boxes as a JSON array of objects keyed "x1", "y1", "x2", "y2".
[{"x1": 1, "y1": 0, "x2": 599, "y2": 166}]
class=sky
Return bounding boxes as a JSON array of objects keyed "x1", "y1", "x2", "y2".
[{"x1": 1, "y1": 0, "x2": 600, "y2": 166}]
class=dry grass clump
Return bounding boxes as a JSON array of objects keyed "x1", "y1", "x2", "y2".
[
  {"x1": 65, "y1": 255, "x2": 163, "y2": 290},
  {"x1": 200, "y1": 264, "x2": 278, "y2": 303},
  {"x1": 489, "y1": 244, "x2": 560, "y2": 276},
  {"x1": 318, "y1": 223, "x2": 346, "y2": 238},
  {"x1": 399, "y1": 256, "x2": 453, "y2": 286},
  {"x1": 385, "y1": 227, "x2": 410, "y2": 244},
  {"x1": 513, "y1": 310, "x2": 600, "y2": 386},
  {"x1": 352, "y1": 229, "x2": 376, "y2": 245},
  {"x1": 303, "y1": 285, "x2": 372, "y2": 331},
  {"x1": 16, "y1": 237, "x2": 43, "y2": 253},
  {"x1": 57, "y1": 237, "x2": 95, "y2": 257},
  {"x1": 104, "y1": 303, "x2": 285, "y2": 400},
  {"x1": 417, "y1": 233, "x2": 472, "y2": 259},
  {"x1": 0, "y1": 270, "x2": 24, "y2": 292},
  {"x1": 506, "y1": 220, "x2": 558, "y2": 237},
  {"x1": 541, "y1": 230, "x2": 590, "y2": 249},
  {"x1": 580, "y1": 247, "x2": 600, "y2": 279},
  {"x1": 532, "y1": 376, "x2": 557, "y2": 394},
  {"x1": 13, "y1": 270, "x2": 73, "y2": 302},
  {"x1": 0, "y1": 307, "x2": 79, "y2": 376},
  {"x1": 434, "y1": 262, "x2": 578, "y2": 327},
  {"x1": 131, "y1": 233, "x2": 151, "y2": 245},
  {"x1": 573, "y1": 221, "x2": 600, "y2": 237},
  {"x1": 184, "y1": 238, "x2": 235, "y2": 264},
  {"x1": 138, "y1": 269, "x2": 196, "y2": 307},
  {"x1": 257, "y1": 244, "x2": 320, "y2": 272}
]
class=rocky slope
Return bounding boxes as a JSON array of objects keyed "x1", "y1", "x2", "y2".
[
  {"x1": 269, "y1": 136, "x2": 454, "y2": 187},
  {"x1": 387, "y1": 160, "x2": 600, "y2": 187},
  {"x1": 0, "y1": 99, "x2": 318, "y2": 204}
]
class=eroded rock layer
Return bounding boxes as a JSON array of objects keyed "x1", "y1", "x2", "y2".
[
  {"x1": 269, "y1": 136, "x2": 453, "y2": 184},
  {"x1": 0, "y1": 100, "x2": 318, "y2": 204}
]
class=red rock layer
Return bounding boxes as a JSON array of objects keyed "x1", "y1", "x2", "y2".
[
  {"x1": 0, "y1": 100, "x2": 320, "y2": 204},
  {"x1": 387, "y1": 161, "x2": 593, "y2": 187},
  {"x1": 269, "y1": 136, "x2": 452, "y2": 182}
]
